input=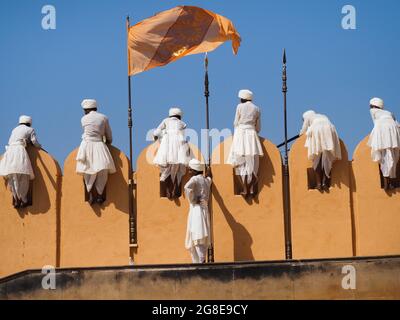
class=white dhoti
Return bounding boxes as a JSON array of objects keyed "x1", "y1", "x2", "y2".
[
  {"x1": 76, "y1": 138, "x2": 116, "y2": 194},
  {"x1": 84, "y1": 170, "x2": 109, "y2": 194},
  {"x1": 373, "y1": 148, "x2": 400, "y2": 178},
  {"x1": 154, "y1": 129, "x2": 192, "y2": 183},
  {"x1": 190, "y1": 244, "x2": 208, "y2": 264},
  {"x1": 7, "y1": 173, "x2": 30, "y2": 203},
  {"x1": 305, "y1": 119, "x2": 342, "y2": 178},
  {"x1": 227, "y1": 124, "x2": 263, "y2": 181},
  {"x1": 159, "y1": 164, "x2": 187, "y2": 185},
  {"x1": 185, "y1": 203, "x2": 211, "y2": 263},
  {"x1": 368, "y1": 118, "x2": 400, "y2": 178},
  {"x1": 0, "y1": 141, "x2": 34, "y2": 202}
]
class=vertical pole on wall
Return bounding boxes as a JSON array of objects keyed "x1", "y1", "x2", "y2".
[
  {"x1": 282, "y1": 49, "x2": 293, "y2": 260},
  {"x1": 127, "y1": 16, "x2": 137, "y2": 262},
  {"x1": 204, "y1": 53, "x2": 214, "y2": 263}
]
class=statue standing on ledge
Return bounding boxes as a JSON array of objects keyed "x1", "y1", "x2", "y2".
[
  {"x1": 300, "y1": 110, "x2": 342, "y2": 191},
  {"x1": 0, "y1": 115, "x2": 41, "y2": 208},
  {"x1": 367, "y1": 97, "x2": 400, "y2": 190},
  {"x1": 227, "y1": 89, "x2": 264, "y2": 197},
  {"x1": 153, "y1": 107, "x2": 193, "y2": 199},
  {"x1": 76, "y1": 99, "x2": 116, "y2": 205}
]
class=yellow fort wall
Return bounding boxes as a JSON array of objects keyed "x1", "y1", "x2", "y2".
[
  {"x1": 352, "y1": 136, "x2": 400, "y2": 256},
  {"x1": 134, "y1": 142, "x2": 203, "y2": 264},
  {"x1": 60, "y1": 146, "x2": 130, "y2": 268},
  {"x1": 289, "y1": 135, "x2": 354, "y2": 259},
  {"x1": 0, "y1": 147, "x2": 61, "y2": 278},
  {"x1": 211, "y1": 136, "x2": 285, "y2": 262},
  {"x1": 2, "y1": 135, "x2": 400, "y2": 278}
]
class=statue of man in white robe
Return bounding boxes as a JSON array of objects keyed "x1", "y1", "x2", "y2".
[
  {"x1": 0, "y1": 115, "x2": 41, "y2": 208},
  {"x1": 153, "y1": 107, "x2": 193, "y2": 199},
  {"x1": 76, "y1": 99, "x2": 116, "y2": 205},
  {"x1": 227, "y1": 89, "x2": 264, "y2": 197},
  {"x1": 300, "y1": 110, "x2": 342, "y2": 191},
  {"x1": 184, "y1": 159, "x2": 212, "y2": 264},
  {"x1": 367, "y1": 97, "x2": 400, "y2": 190}
]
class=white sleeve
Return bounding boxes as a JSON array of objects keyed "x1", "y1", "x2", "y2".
[
  {"x1": 300, "y1": 118, "x2": 310, "y2": 135},
  {"x1": 153, "y1": 119, "x2": 166, "y2": 138},
  {"x1": 233, "y1": 106, "x2": 240, "y2": 128},
  {"x1": 184, "y1": 178, "x2": 196, "y2": 204}
]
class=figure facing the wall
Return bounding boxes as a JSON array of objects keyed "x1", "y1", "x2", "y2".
[
  {"x1": 153, "y1": 107, "x2": 193, "y2": 199},
  {"x1": 299, "y1": 110, "x2": 341, "y2": 191},
  {"x1": 367, "y1": 97, "x2": 400, "y2": 190},
  {"x1": 227, "y1": 89, "x2": 263, "y2": 197},
  {"x1": 76, "y1": 99, "x2": 116, "y2": 205},
  {"x1": 0, "y1": 115, "x2": 42, "y2": 208}
]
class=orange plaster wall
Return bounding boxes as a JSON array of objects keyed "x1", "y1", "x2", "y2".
[
  {"x1": 211, "y1": 136, "x2": 286, "y2": 262},
  {"x1": 352, "y1": 136, "x2": 400, "y2": 256},
  {"x1": 135, "y1": 142, "x2": 203, "y2": 264},
  {"x1": 289, "y1": 135, "x2": 353, "y2": 259},
  {"x1": 60, "y1": 146, "x2": 130, "y2": 268},
  {"x1": 0, "y1": 147, "x2": 61, "y2": 278}
]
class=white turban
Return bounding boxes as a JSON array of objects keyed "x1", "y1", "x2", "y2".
[
  {"x1": 19, "y1": 115, "x2": 32, "y2": 125},
  {"x1": 370, "y1": 97, "x2": 384, "y2": 109},
  {"x1": 302, "y1": 110, "x2": 316, "y2": 120},
  {"x1": 238, "y1": 89, "x2": 253, "y2": 101},
  {"x1": 169, "y1": 107, "x2": 183, "y2": 117},
  {"x1": 81, "y1": 99, "x2": 97, "y2": 110},
  {"x1": 189, "y1": 159, "x2": 205, "y2": 172}
]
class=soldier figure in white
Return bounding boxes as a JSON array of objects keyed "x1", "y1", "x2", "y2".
[
  {"x1": 367, "y1": 97, "x2": 400, "y2": 190},
  {"x1": 227, "y1": 89, "x2": 263, "y2": 197},
  {"x1": 76, "y1": 99, "x2": 116, "y2": 204},
  {"x1": 184, "y1": 159, "x2": 212, "y2": 264},
  {"x1": 0, "y1": 115, "x2": 41, "y2": 208},
  {"x1": 300, "y1": 110, "x2": 342, "y2": 191},
  {"x1": 153, "y1": 107, "x2": 193, "y2": 199}
]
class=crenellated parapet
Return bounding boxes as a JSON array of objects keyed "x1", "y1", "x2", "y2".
[{"x1": 2, "y1": 135, "x2": 400, "y2": 278}]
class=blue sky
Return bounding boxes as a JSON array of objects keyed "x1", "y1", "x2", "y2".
[{"x1": 1, "y1": 0, "x2": 399, "y2": 168}]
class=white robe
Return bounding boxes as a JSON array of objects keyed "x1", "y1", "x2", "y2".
[
  {"x1": 367, "y1": 108, "x2": 400, "y2": 178},
  {"x1": 0, "y1": 125, "x2": 41, "y2": 179},
  {"x1": 76, "y1": 111, "x2": 116, "y2": 175},
  {"x1": 184, "y1": 175, "x2": 212, "y2": 250},
  {"x1": 300, "y1": 113, "x2": 341, "y2": 178},
  {"x1": 153, "y1": 117, "x2": 193, "y2": 183},
  {"x1": 227, "y1": 102, "x2": 264, "y2": 180}
]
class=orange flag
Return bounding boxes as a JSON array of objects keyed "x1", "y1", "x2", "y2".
[{"x1": 127, "y1": 6, "x2": 241, "y2": 76}]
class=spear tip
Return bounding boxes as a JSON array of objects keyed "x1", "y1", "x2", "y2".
[
  {"x1": 283, "y1": 48, "x2": 287, "y2": 64},
  {"x1": 204, "y1": 52, "x2": 209, "y2": 69}
]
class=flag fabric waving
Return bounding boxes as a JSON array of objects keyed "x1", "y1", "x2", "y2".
[{"x1": 127, "y1": 6, "x2": 241, "y2": 76}]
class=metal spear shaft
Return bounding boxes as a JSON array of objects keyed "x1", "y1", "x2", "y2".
[
  {"x1": 282, "y1": 49, "x2": 293, "y2": 260},
  {"x1": 127, "y1": 16, "x2": 137, "y2": 259},
  {"x1": 204, "y1": 53, "x2": 214, "y2": 263}
]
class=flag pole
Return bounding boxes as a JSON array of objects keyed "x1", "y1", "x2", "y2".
[
  {"x1": 282, "y1": 49, "x2": 292, "y2": 259},
  {"x1": 204, "y1": 53, "x2": 214, "y2": 263},
  {"x1": 127, "y1": 16, "x2": 137, "y2": 261}
]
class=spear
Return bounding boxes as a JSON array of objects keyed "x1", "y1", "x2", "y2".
[
  {"x1": 282, "y1": 49, "x2": 293, "y2": 259},
  {"x1": 127, "y1": 16, "x2": 137, "y2": 262},
  {"x1": 204, "y1": 53, "x2": 214, "y2": 263}
]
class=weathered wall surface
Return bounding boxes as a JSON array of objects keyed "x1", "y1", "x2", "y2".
[
  {"x1": 134, "y1": 142, "x2": 203, "y2": 264},
  {"x1": 211, "y1": 136, "x2": 285, "y2": 262},
  {"x1": 2, "y1": 256, "x2": 400, "y2": 300},
  {"x1": 352, "y1": 136, "x2": 400, "y2": 256},
  {"x1": 60, "y1": 146, "x2": 130, "y2": 268},
  {"x1": 289, "y1": 135, "x2": 353, "y2": 259},
  {"x1": 0, "y1": 147, "x2": 61, "y2": 278}
]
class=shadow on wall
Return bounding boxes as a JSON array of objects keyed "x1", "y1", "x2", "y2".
[
  {"x1": 212, "y1": 186, "x2": 254, "y2": 261},
  {"x1": 27, "y1": 147, "x2": 62, "y2": 215}
]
